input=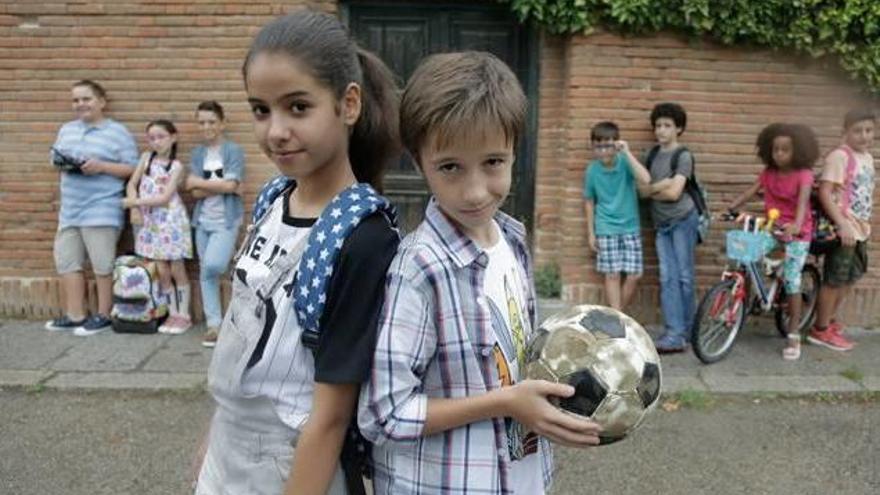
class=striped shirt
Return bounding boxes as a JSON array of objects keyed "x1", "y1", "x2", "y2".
[
  {"x1": 359, "y1": 199, "x2": 553, "y2": 494},
  {"x1": 53, "y1": 118, "x2": 139, "y2": 229}
]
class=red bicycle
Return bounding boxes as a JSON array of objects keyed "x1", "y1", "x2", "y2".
[{"x1": 691, "y1": 211, "x2": 821, "y2": 364}]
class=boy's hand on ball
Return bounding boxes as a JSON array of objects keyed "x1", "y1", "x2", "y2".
[{"x1": 505, "y1": 380, "x2": 602, "y2": 447}]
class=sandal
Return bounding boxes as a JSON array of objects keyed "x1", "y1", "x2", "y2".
[{"x1": 782, "y1": 333, "x2": 801, "y2": 361}]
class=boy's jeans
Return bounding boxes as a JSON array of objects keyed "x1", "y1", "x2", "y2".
[
  {"x1": 655, "y1": 209, "x2": 699, "y2": 346},
  {"x1": 195, "y1": 223, "x2": 239, "y2": 328}
]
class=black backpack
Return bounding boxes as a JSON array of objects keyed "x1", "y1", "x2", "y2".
[{"x1": 645, "y1": 145, "x2": 711, "y2": 243}]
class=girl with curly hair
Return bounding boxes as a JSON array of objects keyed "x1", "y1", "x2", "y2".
[{"x1": 728, "y1": 122, "x2": 820, "y2": 360}]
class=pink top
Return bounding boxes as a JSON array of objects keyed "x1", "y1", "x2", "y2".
[{"x1": 759, "y1": 168, "x2": 814, "y2": 241}]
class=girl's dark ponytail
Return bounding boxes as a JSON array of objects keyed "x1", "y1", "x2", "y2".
[
  {"x1": 350, "y1": 48, "x2": 400, "y2": 191},
  {"x1": 168, "y1": 141, "x2": 178, "y2": 170}
]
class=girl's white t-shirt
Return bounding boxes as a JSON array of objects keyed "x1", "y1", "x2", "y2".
[
  {"x1": 238, "y1": 196, "x2": 316, "y2": 429},
  {"x1": 233, "y1": 189, "x2": 399, "y2": 431}
]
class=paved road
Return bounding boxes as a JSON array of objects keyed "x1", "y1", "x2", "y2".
[{"x1": 1, "y1": 389, "x2": 877, "y2": 495}]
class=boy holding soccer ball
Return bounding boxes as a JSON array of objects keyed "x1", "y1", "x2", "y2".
[{"x1": 358, "y1": 51, "x2": 601, "y2": 494}]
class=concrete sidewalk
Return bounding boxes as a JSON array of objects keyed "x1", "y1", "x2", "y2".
[{"x1": 1, "y1": 310, "x2": 878, "y2": 395}]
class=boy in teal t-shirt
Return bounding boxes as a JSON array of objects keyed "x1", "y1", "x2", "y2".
[{"x1": 583, "y1": 121, "x2": 651, "y2": 311}]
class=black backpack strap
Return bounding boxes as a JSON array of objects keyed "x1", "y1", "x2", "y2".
[
  {"x1": 669, "y1": 146, "x2": 692, "y2": 179},
  {"x1": 670, "y1": 147, "x2": 707, "y2": 214},
  {"x1": 644, "y1": 144, "x2": 661, "y2": 171}
]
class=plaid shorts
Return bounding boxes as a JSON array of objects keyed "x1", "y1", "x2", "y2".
[{"x1": 596, "y1": 233, "x2": 643, "y2": 274}]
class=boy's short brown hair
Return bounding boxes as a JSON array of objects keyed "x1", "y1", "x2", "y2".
[{"x1": 400, "y1": 51, "x2": 526, "y2": 165}]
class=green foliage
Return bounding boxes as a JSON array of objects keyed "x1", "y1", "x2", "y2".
[
  {"x1": 535, "y1": 262, "x2": 562, "y2": 298},
  {"x1": 501, "y1": 0, "x2": 880, "y2": 91},
  {"x1": 672, "y1": 388, "x2": 715, "y2": 410},
  {"x1": 839, "y1": 366, "x2": 864, "y2": 383}
]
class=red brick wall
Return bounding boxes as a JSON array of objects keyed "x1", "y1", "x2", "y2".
[
  {"x1": 0, "y1": 1, "x2": 338, "y2": 318},
  {"x1": 533, "y1": 31, "x2": 880, "y2": 327},
  {"x1": 2, "y1": 3, "x2": 879, "y2": 327}
]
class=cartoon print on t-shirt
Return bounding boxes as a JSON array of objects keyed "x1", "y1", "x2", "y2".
[{"x1": 488, "y1": 273, "x2": 539, "y2": 461}]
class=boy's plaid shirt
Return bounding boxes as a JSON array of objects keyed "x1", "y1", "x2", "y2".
[{"x1": 358, "y1": 199, "x2": 553, "y2": 494}]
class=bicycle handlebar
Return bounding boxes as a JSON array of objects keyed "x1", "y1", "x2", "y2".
[{"x1": 717, "y1": 209, "x2": 792, "y2": 241}]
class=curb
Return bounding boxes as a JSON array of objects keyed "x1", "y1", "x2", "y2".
[{"x1": 0, "y1": 369, "x2": 206, "y2": 391}]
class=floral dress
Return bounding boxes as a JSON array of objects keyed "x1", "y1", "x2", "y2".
[{"x1": 136, "y1": 158, "x2": 193, "y2": 260}]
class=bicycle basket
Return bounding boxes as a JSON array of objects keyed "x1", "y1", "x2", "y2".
[{"x1": 726, "y1": 230, "x2": 775, "y2": 263}]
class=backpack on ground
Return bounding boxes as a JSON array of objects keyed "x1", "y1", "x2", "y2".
[
  {"x1": 252, "y1": 176, "x2": 398, "y2": 495},
  {"x1": 110, "y1": 255, "x2": 168, "y2": 334},
  {"x1": 809, "y1": 145, "x2": 858, "y2": 256},
  {"x1": 645, "y1": 145, "x2": 711, "y2": 244}
]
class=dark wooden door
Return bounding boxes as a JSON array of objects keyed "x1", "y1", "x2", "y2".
[{"x1": 342, "y1": 1, "x2": 538, "y2": 234}]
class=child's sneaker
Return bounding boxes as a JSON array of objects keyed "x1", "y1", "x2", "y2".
[
  {"x1": 73, "y1": 314, "x2": 112, "y2": 336},
  {"x1": 807, "y1": 324, "x2": 854, "y2": 351},
  {"x1": 45, "y1": 315, "x2": 86, "y2": 332},
  {"x1": 159, "y1": 315, "x2": 191, "y2": 335},
  {"x1": 201, "y1": 327, "x2": 219, "y2": 348}
]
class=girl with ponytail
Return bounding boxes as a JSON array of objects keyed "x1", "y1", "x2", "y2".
[{"x1": 194, "y1": 10, "x2": 401, "y2": 495}]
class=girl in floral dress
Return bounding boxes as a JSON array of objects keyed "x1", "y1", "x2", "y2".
[{"x1": 123, "y1": 119, "x2": 193, "y2": 334}]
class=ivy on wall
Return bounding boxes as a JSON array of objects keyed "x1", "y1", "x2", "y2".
[{"x1": 502, "y1": 0, "x2": 880, "y2": 92}]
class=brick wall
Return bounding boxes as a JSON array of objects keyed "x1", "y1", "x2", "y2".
[
  {"x1": 2, "y1": 3, "x2": 879, "y2": 327},
  {"x1": 533, "y1": 31, "x2": 880, "y2": 327},
  {"x1": 0, "y1": 1, "x2": 336, "y2": 319}
]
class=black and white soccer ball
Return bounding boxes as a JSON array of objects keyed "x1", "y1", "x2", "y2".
[{"x1": 525, "y1": 304, "x2": 662, "y2": 445}]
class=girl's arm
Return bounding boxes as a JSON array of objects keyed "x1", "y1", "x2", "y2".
[
  {"x1": 284, "y1": 383, "x2": 358, "y2": 495},
  {"x1": 130, "y1": 162, "x2": 186, "y2": 208},
  {"x1": 728, "y1": 177, "x2": 762, "y2": 212},
  {"x1": 788, "y1": 179, "x2": 812, "y2": 236},
  {"x1": 123, "y1": 154, "x2": 149, "y2": 208}
]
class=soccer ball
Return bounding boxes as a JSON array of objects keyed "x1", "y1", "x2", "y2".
[{"x1": 525, "y1": 304, "x2": 662, "y2": 445}]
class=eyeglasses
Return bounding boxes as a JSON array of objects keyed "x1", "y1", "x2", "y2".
[{"x1": 202, "y1": 169, "x2": 224, "y2": 180}]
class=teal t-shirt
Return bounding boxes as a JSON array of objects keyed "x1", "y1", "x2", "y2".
[{"x1": 583, "y1": 153, "x2": 640, "y2": 236}]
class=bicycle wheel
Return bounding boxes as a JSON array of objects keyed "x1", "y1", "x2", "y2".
[
  {"x1": 692, "y1": 280, "x2": 747, "y2": 364},
  {"x1": 774, "y1": 263, "x2": 821, "y2": 337}
]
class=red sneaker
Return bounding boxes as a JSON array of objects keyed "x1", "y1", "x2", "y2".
[
  {"x1": 828, "y1": 322, "x2": 855, "y2": 349},
  {"x1": 807, "y1": 325, "x2": 854, "y2": 351}
]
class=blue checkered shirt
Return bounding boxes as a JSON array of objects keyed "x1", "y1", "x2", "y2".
[{"x1": 358, "y1": 199, "x2": 553, "y2": 494}]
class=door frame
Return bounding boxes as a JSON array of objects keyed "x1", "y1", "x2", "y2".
[{"x1": 340, "y1": 0, "x2": 540, "y2": 234}]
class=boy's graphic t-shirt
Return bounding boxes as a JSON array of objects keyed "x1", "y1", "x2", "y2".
[
  {"x1": 583, "y1": 153, "x2": 640, "y2": 236},
  {"x1": 483, "y1": 221, "x2": 544, "y2": 495},
  {"x1": 199, "y1": 145, "x2": 227, "y2": 225},
  {"x1": 759, "y1": 168, "x2": 814, "y2": 241},
  {"x1": 822, "y1": 147, "x2": 875, "y2": 240}
]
